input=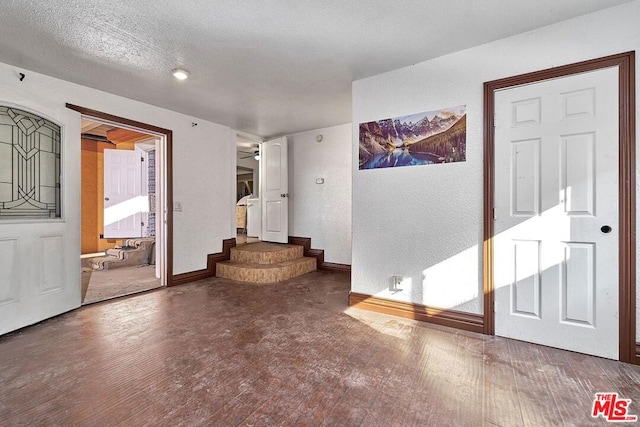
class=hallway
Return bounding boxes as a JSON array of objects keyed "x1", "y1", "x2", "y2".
[{"x1": 1, "y1": 270, "x2": 638, "y2": 426}]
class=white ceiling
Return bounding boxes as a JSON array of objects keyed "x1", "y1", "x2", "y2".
[{"x1": 0, "y1": 1, "x2": 631, "y2": 138}]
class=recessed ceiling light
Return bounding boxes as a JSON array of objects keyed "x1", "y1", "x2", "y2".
[{"x1": 172, "y1": 68, "x2": 190, "y2": 80}]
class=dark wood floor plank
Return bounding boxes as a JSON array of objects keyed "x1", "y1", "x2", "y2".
[
  {"x1": 482, "y1": 336, "x2": 524, "y2": 427},
  {"x1": 1, "y1": 271, "x2": 639, "y2": 426},
  {"x1": 507, "y1": 338, "x2": 564, "y2": 426},
  {"x1": 535, "y1": 346, "x2": 607, "y2": 426}
]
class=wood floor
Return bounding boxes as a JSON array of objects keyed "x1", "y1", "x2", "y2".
[
  {"x1": 1, "y1": 270, "x2": 639, "y2": 426},
  {"x1": 82, "y1": 264, "x2": 161, "y2": 305}
]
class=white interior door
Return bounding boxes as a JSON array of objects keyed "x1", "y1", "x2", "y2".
[
  {"x1": 103, "y1": 147, "x2": 147, "y2": 239},
  {"x1": 247, "y1": 197, "x2": 261, "y2": 237},
  {"x1": 0, "y1": 103, "x2": 81, "y2": 336},
  {"x1": 493, "y1": 67, "x2": 619, "y2": 359},
  {"x1": 260, "y1": 137, "x2": 288, "y2": 243}
]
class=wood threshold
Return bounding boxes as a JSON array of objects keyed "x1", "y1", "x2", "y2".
[
  {"x1": 66, "y1": 103, "x2": 175, "y2": 286},
  {"x1": 349, "y1": 292, "x2": 484, "y2": 334},
  {"x1": 482, "y1": 51, "x2": 636, "y2": 364}
]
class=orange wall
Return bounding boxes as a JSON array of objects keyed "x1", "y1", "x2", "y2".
[{"x1": 81, "y1": 140, "x2": 99, "y2": 253}]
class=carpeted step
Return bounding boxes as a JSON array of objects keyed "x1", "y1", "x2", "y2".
[
  {"x1": 230, "y1": 242, "x2": 303, "y2": 264},
  {"x1": 216, "y1": 257, "x2": 316, "y2": 284}
]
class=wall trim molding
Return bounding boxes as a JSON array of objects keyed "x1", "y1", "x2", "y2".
[
  {"x1": 172, "y1": 238, "x2": 236, "y2": 286},
  {"x1": 288, "y1": 236, "x2": 323, "y2": 266},
  {"x1": 348, "y1": 292, "x2": 484, "y2": 334},
  {"x1": 321, "y1": 262, "x2": 351, "y2": 273},
  {"x1": 288, "y1": 236, "x2": 351, "y2": 273},
  {"x1": 483, "y1": 51, "x2": 636, "y2": 364}
]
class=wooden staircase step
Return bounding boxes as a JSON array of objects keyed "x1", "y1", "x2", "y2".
[{"x1": 216, "y1": 257, "x2": 316, "y2": 284}]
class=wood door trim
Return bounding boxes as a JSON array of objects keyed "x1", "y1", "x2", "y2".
[
  {"x1": 66, "y1": 104, "x2": 175, "y2": 286},
  {"x1": 483, "y1": 52, "x2": 636, "y2": 364}
]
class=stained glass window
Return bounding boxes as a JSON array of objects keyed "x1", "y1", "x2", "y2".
[{"x1": 0, "y1": 106, "x2": 61, "y2": 218}]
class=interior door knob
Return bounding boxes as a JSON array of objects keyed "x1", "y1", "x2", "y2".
[
  {"x1": 601, "y1": 225, "x2": 612, "y2": 234},
  {"x1": 104, "y1": 197, "x2": 110, "y2": 201}
]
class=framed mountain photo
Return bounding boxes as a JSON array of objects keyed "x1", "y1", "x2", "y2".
[{"x1": 358, "y1": 105, "x2": 466, "y2": 170}]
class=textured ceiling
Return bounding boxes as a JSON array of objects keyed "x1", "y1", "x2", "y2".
[{"x1": 0, "y1": 0, "x2": 632, "y2": 138}]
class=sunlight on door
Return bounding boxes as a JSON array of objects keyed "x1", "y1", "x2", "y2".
[
  {"x1": 103, "y1": 148, "x2": 149, "y2": 238},
  {"x1": 493, "y1": 67, "x2": 619, "y2": 359}
]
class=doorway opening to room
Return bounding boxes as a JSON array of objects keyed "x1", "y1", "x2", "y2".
[
  {"x1": 236, "y1": 133, "x2": 261, "y2": 246},
  {"x1": 235, "y1": 134, "x2": 290, "y2": 245},
  {"x1": 72, "y1": 105, "x2": 172, "y2": 305}
]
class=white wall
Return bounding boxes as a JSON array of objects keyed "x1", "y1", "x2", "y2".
[
  {"x1": 0, "y1": 61, "x2": 235, "y2": 276},
  {"x1": 289, "y1": 124, "x2": 352, "y2": 265},
  {"x1": 352, "y1": 0, "x2": 640, "y2": 330}
]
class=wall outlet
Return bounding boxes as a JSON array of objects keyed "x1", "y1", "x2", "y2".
[
  {"x1": 173, "y1": 201, "x2": 183, "y2": 211},
  {"x1": 391, "y1": 275, "x2": 404, "y2": 291}
]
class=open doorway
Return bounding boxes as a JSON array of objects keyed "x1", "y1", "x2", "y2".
[
  {"x1": 79, "y1": 118, "x2": 166, "y2": 304},
  {"x1": 236, "y1": 133, "x2": 261, "y2": 246}
]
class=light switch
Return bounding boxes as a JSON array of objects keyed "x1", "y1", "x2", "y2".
[{"x1": 174, "y1": 201, "x2": 183, "y2": 211}]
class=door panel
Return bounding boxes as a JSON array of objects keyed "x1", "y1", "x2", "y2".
[
  {"x1": 494, "y1": 67, "x2": 619, "y2": 359},
  {"x1": 265, "y1": 200, "x2": 283, "y2": 232},
  {"x1": 512, "y1": 239, "x2": 541, "y2": 318},
  {"x1": 246, "y1": 197, "x2": 261, "y2": 237},
  {"x1": 39, "y1": 234, "x2": 65, "y2": 293},
  {"x1": 0, "y1": 103, "x2": 81, "y2": 336},
  {"x1": 0, "y1": 238, "x2": 18, "y2": 305},
  {"x1": 261, "y1": 137, "x2": 288, "y2": 243},
  {"x1": 562, "y1": 242, "x2": 594, "y2": 326},
  {"x1": 511, "y1": 139, "x2": 540, "y2": 216},
  {"x1": 562, "y1": 133, "x2": 594, "y2": 215}
]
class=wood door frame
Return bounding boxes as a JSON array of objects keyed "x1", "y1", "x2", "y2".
[
  {"x1": 483, "y1": 52, "x2": 637, "y2": 364},
  {"x1": 66, "y1": 104, "x2": 175, "y2": 286}
]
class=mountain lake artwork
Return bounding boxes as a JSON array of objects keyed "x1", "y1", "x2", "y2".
[{"x1": 359, "y1": 105, "x2": 466, "y2": 170}]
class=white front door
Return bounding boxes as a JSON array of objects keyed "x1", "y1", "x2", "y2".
[
  {"x1": 103, "y1": 147, "x2": 147, "y2": 238},
  {"x1": 0, "y1": 103, "x2": 81, "y2": 336},
  {"x1": 260, "y1": 137, "x2": 288, "y2": 243},
  {"x1": 493, "y1": 67, "x2": 619, "y2": 359}
]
